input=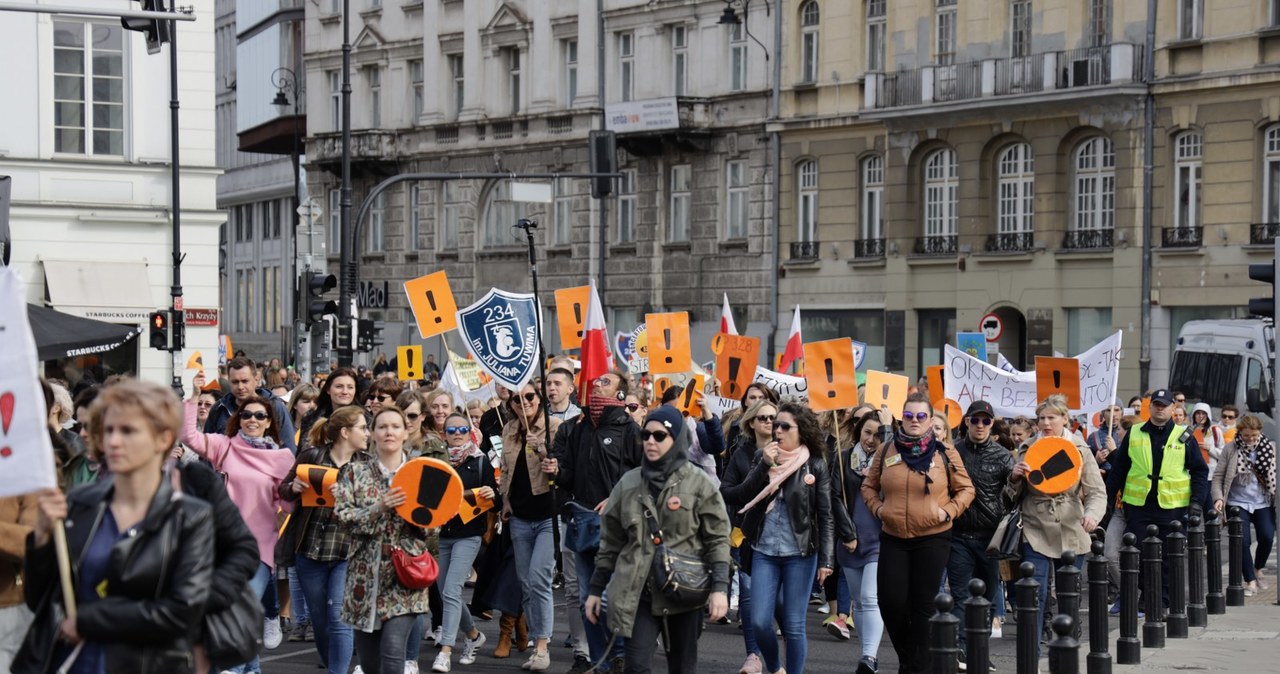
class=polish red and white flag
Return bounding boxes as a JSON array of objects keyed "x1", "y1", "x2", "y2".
[{"x1": 778, "y1": 305, "x2": 803, "y2": 373}]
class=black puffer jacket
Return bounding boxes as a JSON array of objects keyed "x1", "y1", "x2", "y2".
[
  {"x1": 953, "y1": 435, "x2": 1014, "y2": 535},
  {"x1": 720, "y1": 435, "x2": 761, "y2": 528},
  {"x1": 552, "y1": 406, "x2": 642, "y2": 508},
  {"x1": 16, "y1": 474, "x2": 215, "y2": 674},
  {"x1": 722, "y1": 451, "x2": 835, "y2": 571}
]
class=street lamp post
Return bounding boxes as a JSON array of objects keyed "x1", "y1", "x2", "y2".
[{"x1": 271, "y1": 67, "x2": 302, "y2": 370}]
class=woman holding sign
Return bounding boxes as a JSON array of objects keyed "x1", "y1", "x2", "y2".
[
  {"x1": 430, "y1": 412, "x2": 500, "y2": 673},
  {"x1": 278, "y1": 406, "x2": 370, "y2": 674},
  {"x1": 333, "y1": 405, "x2": 435, "y2": 674},
  {"x1": 1006, "y1": 394, "x2": 1106, "y2": 656}
]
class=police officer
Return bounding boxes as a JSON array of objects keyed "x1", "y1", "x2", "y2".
[{"x1": 1106, "y1": 388, "x2": 1211, "y2": 601}]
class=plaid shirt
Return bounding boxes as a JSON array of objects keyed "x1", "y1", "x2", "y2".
[{"x1": 300, "y1": 449, "x2": 369, "y2": 562}]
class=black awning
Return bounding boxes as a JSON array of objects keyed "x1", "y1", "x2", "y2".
[{"x1": 27, "y1": 304, "x2": 143, "y2": 361}]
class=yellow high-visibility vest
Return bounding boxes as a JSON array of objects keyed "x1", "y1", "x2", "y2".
[{"x1": 1122, "y1": 425, "x2": 1192, "y2": 509}]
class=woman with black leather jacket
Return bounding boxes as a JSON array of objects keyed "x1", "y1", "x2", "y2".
[
  {"x1": 721, "y1": 402, "x2": 835, "y2": 674},
  {"x1": 831, "y1": 413, "x2": 886, "y2": 674},
  {"x1": 16, "y1": 379, "x2": 216, "y2": 674}
]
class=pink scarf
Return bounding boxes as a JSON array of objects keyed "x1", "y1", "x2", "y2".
[{"x1": 738, "y1": 445, "x2": 811, "y2": 514}]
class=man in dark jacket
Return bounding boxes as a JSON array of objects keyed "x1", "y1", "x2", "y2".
[
  {"x1": 204, "y1": 357, "x2": 297, "y2": 452},
  {"x1": 947, "y1": 400, "x2": 1013, "y2": 668},
  {"x1": 547, "y1": 370, "x2": 641, "y2": 673}
]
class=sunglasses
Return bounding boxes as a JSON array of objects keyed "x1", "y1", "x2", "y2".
[
  {"x1": 624, "y1": 403, "x2": 642, "y2": 412},
  {"x1": 774, "y1": 421, "x2": 795, "y2": 432},
  {"x1": 1221, "y1": 414, "x2": 1237, "y2": 420},
  {"x1": 755, "y1": 415, "x2": 775, "y2": 423},
  {"x1": 640, "y1": 429, "x2": 671, "y2": 443},
  {"x1": 967, "y1": 416, "x2": 993, "y2": 427},
  {"x1": 445, "y1": 426, "x2": 471, "y2": 435},
  {"x1": 903, "y1": 412, "x2": 930, "y2": 422},
  {"x1": 375, "y1": 394, "x2": 394, "y2": 403},
  {"x1": 239, "y1": 410, "x2": 270, "y2": 421},
  {"x1": 520, "y1": 392, "x2": 539, "y2": 403},
  {"x1": 405, "y1": 413, "x2": 421, "y2": 421}
]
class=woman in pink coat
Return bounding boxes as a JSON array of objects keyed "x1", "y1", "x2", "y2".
[{"x1": 183, "y1": 373, "x2": 296, "y2": 674}]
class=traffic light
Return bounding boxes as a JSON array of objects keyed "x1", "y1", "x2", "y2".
[
  {"x1": 1248, "y1": 249, "x2": 1279, "y2": 319},
  {"x1": 303, "y1": 271, "x2": 338, "y2": 327},
  {"x1": 357, "y1": 319, "x2": 385, "y2": 352},
  {"x1": 148, "y1": 310, "x2": 172, "y2": 351},
  {"x1": 588, "y1": 130, "x2": 617, "y2": 199},
  {"x1": 121, "y1": 0, "x2": 172, "y2": 55}
]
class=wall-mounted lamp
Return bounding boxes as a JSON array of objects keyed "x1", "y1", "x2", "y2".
[{"x1": 717, "y1": 1, "x2": 741, "y2": 25}]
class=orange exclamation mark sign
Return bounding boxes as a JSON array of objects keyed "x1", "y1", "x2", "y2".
[
  {"x1": 308, "y1": 468, "x2": 329, "y2": 506},
  {"x1": 574, "y1": 303, "x2": 583, "y2": 339},
  {"x1": 824, "y1": 359, "x2": 837, "y2": 399},
  {"x1": 426, "y1": 291, "x2": 442, "y2": 323},
  {"x1": 662, "y1": 329, "x2": 673, "y2": 365}
]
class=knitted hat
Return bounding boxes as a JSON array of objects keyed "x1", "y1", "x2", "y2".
[{"x1": 644, "y1": 405, "x2": 685, "y2": 433}]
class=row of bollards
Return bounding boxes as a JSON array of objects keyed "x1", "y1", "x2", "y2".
[{"x1": 927, "y1": 509, "x2": 1263, "y2": 674}]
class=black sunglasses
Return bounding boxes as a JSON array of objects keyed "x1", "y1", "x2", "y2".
[
  {"x1": 755, "y1": 415, "x2": 775, "y2": 423},
  {"x1": 624, "y1": 403, "x2": 642, "y2": 412},
  {"x1": 405, "y1": 412, "x2": 421, "y2": 420},
  {"x1": 239, "y1": 410, "x2": 270, "y2": 421},
  {"x1": 774, "y1": 421, "x2": 795, "y2": 432},
  {"x1": 375, "y1": 394, "x2": 394, "y2": 403},
  {"x1": 521, "y1": 392, "x2": 538, "y2": 402},
  {"x1": 445, "y1": 425, "x2": 471, "y2": 435},
  {"x1": 967, "y1": 416, "x2": 993, "y2": 426},
  {"x1": 640, "y1": 429, "x2": 671, "y2": 443}
]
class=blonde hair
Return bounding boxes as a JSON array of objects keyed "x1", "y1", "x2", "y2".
[
  {"x1": 1036, "y1": 394, "x2": 1071, "y2": 419},
  {"x1": 88, "y1": 379, "x2": 182, "y2": 457},
  {"x1": 739, "y1": 399, "x2": 778, "y2": 436},
  {"x1": 49, "y1": 382, "x2": 74, "y2": 424}
]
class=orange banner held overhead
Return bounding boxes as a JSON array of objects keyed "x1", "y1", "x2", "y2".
[
  {"x1": 864, "y1": 370, "x2": 910, "y2": 419},
  {"x1": 404, "y1": 271, "x2": 459, "y2": 339},
  {"x1": 926, "y1": 365, "x2": 945, "y2": 405},
  {"x1": 802, "y1": 338, "x2": 859, "y2": 412},
  {"x1": 554, "y1": 285, "x2": 591, "y2": 350},
  {"x1": 646, "y1": 312, "x2": 691, "y2": 374},
  {"x1": 391, "y1": 457, "x2": 464, "y2": 528},
  {"x1": 712, "y1": 333, "x2": 761, "y2": 400},
  {"x1": 1035, "y1": 357, "x2": 1082, "y2": 409}
]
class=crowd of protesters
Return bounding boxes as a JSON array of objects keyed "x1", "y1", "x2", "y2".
[{"x1": 0, "y1": 353, "x2": 1273, "y2": 674}]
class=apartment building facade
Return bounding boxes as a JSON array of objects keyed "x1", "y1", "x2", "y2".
[
  {"x1": 301, "y1": 0, "x2": 778, "y2": 361},
  {"x1": 774, "y1": 0, "x2": 1280, "y2": 391}
]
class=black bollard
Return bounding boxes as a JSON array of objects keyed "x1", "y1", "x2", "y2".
[
  {"x1": 930, "y1": 592, "x2": 960, "y2": 674},
  {"x1": 1205, "y1": 510, "x2": 1225, "y2": 614},
  {"x1": 1048, "y1": 614, "x2": 1080, "y2": 674},
  {"x1": 1086, "y1": 539, "x2": 1112, "y2": 674},
  {"x1": 1166, "y1": 519, "x2": 1189, "y2": 638},
  {"x1": 1117, "y1": 532, "x2": 1141, "y2": 665},
  {"x1": 1056, "y1": 549, "x2": 1081, "y2": 638},
  {"x1": 1186, "y1": 515, "x2": 1207, "y2": 627},
  {"x1": 1141, "y1": 524, "x2": 1166, "y2": 649},
  {"x1": 964, "y1": 578, "x2": 992, "y2": 674},
  {"x1": 1016, "y1": 561, "x2": 1040, "y2": 674},
  {"x1": 1226, "y1": 506, "x2": 1245, "y2": 607}
]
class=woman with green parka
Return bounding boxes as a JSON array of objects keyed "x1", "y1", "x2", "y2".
[{"x1": 585, "y1": 404, "x2": 732, "y2": 674}]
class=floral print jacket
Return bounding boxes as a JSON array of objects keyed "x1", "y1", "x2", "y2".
[{"x1": 333, "y1": 454, "x2": 436, "y2": 632}]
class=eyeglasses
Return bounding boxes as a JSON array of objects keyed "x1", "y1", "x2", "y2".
[
  {"x1": 967, "y1": 416, "x2": 993, "y2": 427},
  {"x1": 774, "y1": 421, "x2": 795, "y2": 432},
  {"x1": 405, "y1": 413, "x2": 421, "y2": 421},
  {"x1": 624, "y1": 403, "x2": 642, "y2": 412},
  {"x1": 238, "y1": 410, "x2": 270, "y2": 421},
  {"x1": 445, "y1": 426, "x2": 471, "y2": 435},
  {"x1": 903, "y1": 412, "x2": 930, "y2": 422},
  {"x1": 521, "y1": 392, "x2": 538, "y2": 403},
  {"x1": 595, "y1": 376, "x2": 617, "y2": 387},
  {"x1": 639, "y1": 430, "x2": 671, "y2": 443},
  {"x1": 754, "y1": 415, "x2": 775, "y2": 424}
]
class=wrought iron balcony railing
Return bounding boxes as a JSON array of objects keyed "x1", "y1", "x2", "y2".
[
  {"x1": 1250, "y1": 223, "x2": 1279, "y2": 245},
  {"x1": 1162, "y1": 226, "x2": 1203, "y2": 248},
  {"x1": 790, "y1": 241, "x2": 820, "y2": 260},
  {"x1": 985, "y1": 231, "x2": 1035, "y2": 253},
  {"x1": 913, "y1": 235, "x2": 958, "y2": 256},
  {"x1": 853, "y1": 238, "x2": 886, "y2": 259},
  {"x1": 1061, "y1": 228, "x2": 1114, "y2": 250}
]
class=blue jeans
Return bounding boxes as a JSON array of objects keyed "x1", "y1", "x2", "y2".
[
  {"x1": 948, "y1": 536, "x2": 1002, "y2": 648},
  {"x1": 1021, "y1": 543, "x2": 1084, "y2": 659},
  {"x1": 749, "y1": 551, "x2": 818, "y2": 674},
  {"x1": 511, "y1": 516, "x2": 557, "y2": 640},
  {"x1": 732, "y1": 548, "x2": 759, "y2": 656},
  {"x1": 1239, "y1": 505, "x2": 1277, "y2": 582},
  {"x1": 405, "y1": 614, "x2": 425, "y2": 661},
  {"x1": 287, "y1": 566, "x2": 309, "y2": 625},
  {"x1": 575, "y1": 547, "x2": 626, "y2": 665},
  {"x1": 229, "y1": 561, "x2": 272, "y2": 674},
  {"x1": 842, "y1": 562, "x2": 883, "y2": 660},
  {"x1": 438, "y1": 536, "x2": 483, "y2": 647},
  {"x1": 294, "y1": 556, "x2": 354, "y2": 674}
]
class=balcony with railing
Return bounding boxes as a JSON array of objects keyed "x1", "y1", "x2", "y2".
[
  {"x1": 913, "y1": 235, "x2": 958, "y2": 256},
  {"x1": 985, "y1": 231, "x2": 1035, "y2": 253},
  {"x1": 865, "y1": 43, "x2": 1142, "y2": 112},
  {"x1": 853, "y1": 238, "x2": 885, "y2": 259},
  {"x1": 1251, "y1": 223, "x2": 1279, "y2": 245},
  {"x1": 1062, "y1": 228, "x2": 1114, "y2": 250},
  {"x1": 790, "y1": 241, "x2": 820, "y2": 261},
  {"x1": 1161, "y1": 226, "x2": 1203, "y2": 248}
]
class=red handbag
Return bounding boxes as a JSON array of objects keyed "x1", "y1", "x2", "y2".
[{"x1": 390, "y1": 546, "x2": 438, "y2": 589}]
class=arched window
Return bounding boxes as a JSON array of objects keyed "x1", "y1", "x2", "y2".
[
  {"x1": 1174, "y1": 131, "x2": 1202, "y2": 231},
  {"x1": 481, "y1": 181, "x2": 516, "y2": 247},
  {"x1": 1264, "y1": 126, "x2": 1280, "y2": 224},
  {"x1": 1073, "y1": 136, "x2": 1115, "y2": 233},
  {"x1": 997, "y1": 143, "x2": 1035, "y2": 235},
  {"x1": 797, "y1": 159, "x2": 818, "y2": 244},
  {"x1": 922, "y1": 148, "x2": 957, "y2": 240},
  {"x1": 800, "y1": 1, "x2": 820, "y2": 83},
  {"x1": 861, "y1": 154, "x2": 884, "y2": 241}
]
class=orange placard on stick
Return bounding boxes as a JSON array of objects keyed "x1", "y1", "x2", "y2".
[
  {"x1": 864, "y1": 370, "x2": 910, "y2": 419},
  {"x1": 404, "y1": 271, "x2": 459, "y2": 339},
  {"x1": 186, "y1": 351, "x2": 204, "y2": 370},
  {"x1": 938, "y1": 398, "x2": 963, "y2": 431},
  {"x1": 1023, "y1": 436, "x2": 1083, "y2": 495},
  {"x1": 926, "y1": 365, "x2": 945, "y2": 405},
  {"x1": 391, "y1": 457, "x2": 464, "y2": 528},
  {"x1": 457, "y1": 488, "x2": 495, "y2": 525},
  {"x1": 646, "y1": 312, "x2": 692, "y2": 374},
  {"x1": 1140, "y1": 397, "x2": 1151, "y2": 422},
  {"x1": 1035, "y1": 357, "x2": 1082, "y2": 409},
  {"x1": 712, "y1": 333, "x2": 761, "y2": 400},
  {"x1": 297, "y1": 464, "x2": 340, "y2": 508},
  {"x1": 802, "y1": 338, "x2": 859, "y2": 412},
  {"x1": 677, "y1": 375, "x2": 706, "y2": 418},
  {"x1": 554, "y1": 286, "x2": 591, "y2": 351}
]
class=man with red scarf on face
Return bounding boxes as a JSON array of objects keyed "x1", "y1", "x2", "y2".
[{"x1": 544, "y1": 370, "x2": 642, "y2": 674}]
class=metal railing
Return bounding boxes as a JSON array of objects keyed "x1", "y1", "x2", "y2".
[
  {"x1": 1250, "y1": 222, "x2": 1279, "y2": 245},
  {"x1": 790, "y1": 241, "x2": 820, "y2": 260},
  {"x1": 1057, "y1": 46, "x2": 1111, "y2": 88},
  {"x1": 434, "y1": 126, "x2": 458, "y2": 144},
  {"x1": 914, "y1": 235, "x2": 958, "y2": 256},
  {"x1": 994, "y1": 53, "x2": 1047, "y2": 95},
  {"x1": 854, "y1": 238, "x2": 886, "y2": 259},
  {"x1": 1062, "y1": 228, "x2": 1114, "y2": 250},
  {"x1": 985, "y1": 231, "x2": 1035, "y2": 252},
  {"x1": 1162, "y1": 226, "x2": 1204, "y2": 248}
]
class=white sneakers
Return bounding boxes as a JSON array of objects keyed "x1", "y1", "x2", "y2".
[
  {"x1": 460, "y1": 631, "x2": 487, "y2": 665},
  {"x1": 263, "y1": 617, "x2": 283, "y2": 650},
  {"x1": 521, "y1": 650, "x2": 550, "y2": 671},
  {"x1": 431, "y1": 653, "x2": 451, "y2": 673}
]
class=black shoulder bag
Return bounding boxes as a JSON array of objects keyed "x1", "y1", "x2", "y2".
[{"x1": 643, "y1": 506, "x2": 711, "y2": 608}]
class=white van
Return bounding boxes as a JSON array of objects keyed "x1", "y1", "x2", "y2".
[{"x1": 1170, "y1": 319, "x2": 1276, "y2": 436}]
